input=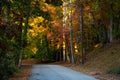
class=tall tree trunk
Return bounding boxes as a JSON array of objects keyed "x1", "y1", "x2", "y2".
[
  {"x1": 69, "y1": 0, "x2": 74, "y2": 64},
  {"x1": 15, "y1": 17, "x2": 23, "y2": 66},
  {"x1": 109, "y1": 16, "x2": 113, "y2": 42},
  {"x1": 45, "y1": 32, "x2": 49, "y2": 59},
  {"x1": 18, "y1": 0, "x2": 31, "y2": 67},
  {"x1": 59, "y1": 48, "x2": 62, "y2": 61},
  {"x1": 118, "y1": 15, "x2": 120, "y2": 30},
  {"x1": 79, "y1": 4, "x2": 85, "y2": 64},
  {"x1": 65, "y1": 38, "x2": 70, "y2": 63},
  {"x1": 62, "y1": 0, "x2": 66, "y2": 62},
  {"x1": 63, "y1": 34, "x2": 66, "y2": 61},
  {"x1": 109, "y1": 2, "x2": 113, "y2": 42},
  {"x1": 63, "y1": 0, "x2": 69, "y2": 62}
]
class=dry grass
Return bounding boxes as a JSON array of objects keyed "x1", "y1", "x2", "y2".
[{"x1": 86, "y1": 40, "x2": 120, "y2": 71}]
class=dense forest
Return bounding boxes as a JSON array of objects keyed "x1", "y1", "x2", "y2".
[{"x1": 0, "y1": 0, "x2": 120, "y2": 80}]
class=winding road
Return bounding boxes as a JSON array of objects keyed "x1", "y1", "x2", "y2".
[{"x1": 28, "y1": 65, "x2": 97, "y2": 80}]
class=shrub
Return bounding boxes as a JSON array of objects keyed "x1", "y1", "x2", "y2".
[
  {"x1": 107, "y1": 67, "x2": 120, "y2": 74},
  {"x1": 0, "y1": 50, "x2": 18, "y2": 80},
  {"x1": 22, "y1": 48, "x2": 35, "y2": 59},
  {"x1": 0, "y1": 28, "x2": 18, "y2": 80}
]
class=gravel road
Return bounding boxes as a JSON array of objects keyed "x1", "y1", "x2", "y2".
[{"x1": 28, "y1": 65, "x2": 97, "y2": 80}]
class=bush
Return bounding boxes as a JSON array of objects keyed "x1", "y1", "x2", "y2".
[
  {"x1": 0, "y1": 50, "x2": 18, "y2": 80},
  {"x1": 107, "y1": 67, "x2": 120, "y2": 74},
  {"x1": 0, "y1": 32, "x2": 18, "y2": 80},
  {"x1": 22, "y1": 48, "x2": 35, "y2": 59},
  {"x1": 35, "y1": 46, "x2": 57, "y2": 62}
]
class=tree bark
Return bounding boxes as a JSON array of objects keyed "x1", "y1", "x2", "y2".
[
  {"x1": 65, "y1": 38, "x2": 70, "y2": 63},
  {"x1": 109, "y1": 2, "x2": 113, "y2": 42},
  {"x1": 79, "y1": 4, "x2": 85, "y2": 64},
  {"x1": 69, "y1": 0, "x2": 75, "y2": 64},
  {"x1": 62, "y1": 0, "x2": 66, "y2": 62},
  {"x1": 18, "y1": 0, "x2": 31, "y2": 67}
]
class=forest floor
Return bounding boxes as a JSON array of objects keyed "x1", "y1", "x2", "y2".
[{"x1": 9, "y1": 40, "x2": 120, "y2": 80}]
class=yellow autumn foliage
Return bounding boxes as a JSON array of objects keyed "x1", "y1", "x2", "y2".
[{"x1": 28, "y1": 16, "x2": 46, "y2": 37}]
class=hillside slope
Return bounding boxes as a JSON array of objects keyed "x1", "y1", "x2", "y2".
[
  {"x1": 86, "y1": 40, "x2": 120, "y2": 71},
  {"x1": 68, "y1": 40, "x2": 120, "y2": 80}
]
